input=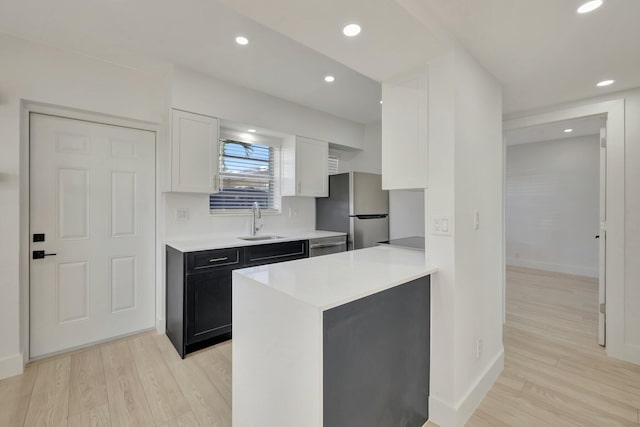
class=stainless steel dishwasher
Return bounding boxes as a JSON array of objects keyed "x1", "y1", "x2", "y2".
[{"x1": 309, "y1": 235, "x2": 347, "y2": 257}]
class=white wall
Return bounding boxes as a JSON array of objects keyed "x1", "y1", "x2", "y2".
[
  {"x1": 506, "y1": 135, "x2": 600, "y2": 277},
  {"x1": 332, "y1": 120, "x2": 382, "y2": 174},
  {"x1": 172, "y1": 67, "x2": 364, "y2": 150},
  {"x1": 0, "y1": 33, "x2": 170, "y2": 378},
  {"x1": 390, "y1": 190, "x2": 425, "y2": 239},
  {"x1": 354, "y1": 121, "x2": 383, "y2": 173},
  {"x1": 426, "y1": 47, "x2": 504, "y2": 427},
  {"x1": 165, "y1": 193, "x2": 315, "y2": 241},
  {"x1": 452, "y1": 48, "x2": 504, "y2": 423}
]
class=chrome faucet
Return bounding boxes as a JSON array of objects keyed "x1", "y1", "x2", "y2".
[{"x1": 250, "y1": 202, "x2": 263, "y2": 236}]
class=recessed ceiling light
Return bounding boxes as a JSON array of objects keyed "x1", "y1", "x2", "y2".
[
  {"x1": 342, "y1": 24, "x2": 361, "y2": 37},
  {"x1": 379, "y1": 100, "x2": 383, "y2": 104},
  {"x1": 324, "y1": 75, "x2": 335, "y2": 83},
  {"x1": 577, "y1": 0, "x2": 603, "y2": 14},
  {"x1": 248, "y1": 129, "x2": 256, "y2": 133},
  {"x1": 564, "y1": 128, "x2": 573, "y2": 133},
  {"x1": 235, "y1": 36, "x2": 249, "y2": 46},
  {"x1": 597, "y1": 79, "x2": 615, "y2": 87}
]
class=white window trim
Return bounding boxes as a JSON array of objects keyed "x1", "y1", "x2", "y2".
[{"x1": 210, "y1": 137, "x2": 282, "y2": 215}]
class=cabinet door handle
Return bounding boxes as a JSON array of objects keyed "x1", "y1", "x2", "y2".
[
  {"x1": 309, "y1": 243, "x2": 346, "y2": 249},
  {"x1": 209, "y1": 257, "x2": 228, "y2": 263}
]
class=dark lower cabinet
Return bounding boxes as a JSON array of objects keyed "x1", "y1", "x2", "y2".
[
  {"x1": 186, "y1": 268, "x2": 233, "y2": 344},
  {"x1": 167, "y1": 245, "x2": 239, "y2": 357},
  {"x1": 166, "y1": 240, "x2": 309, "y2": 358},
  {"x1": 244, "y1": 240, "x2": 308, "y2": 266}
]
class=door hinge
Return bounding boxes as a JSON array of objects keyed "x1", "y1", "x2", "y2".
[
  {"x1": 601, "y1": 137, "x2": 607, "y2": 148},
  {"x1": 600, "y1": 303, "x2": 606, "y2": 315}
]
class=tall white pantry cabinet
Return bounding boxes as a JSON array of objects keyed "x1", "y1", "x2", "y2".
[{"x1": 381, "y1": 70, "x2": 428, "y2": 190}]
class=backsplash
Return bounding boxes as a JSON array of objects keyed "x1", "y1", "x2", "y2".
[{"x1": 164, "y1": 192, "x2": 316, "y2": 241}]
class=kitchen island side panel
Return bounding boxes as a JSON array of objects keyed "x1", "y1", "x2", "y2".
[
  {"x1": 232, "y1": 271, "x2": 323, "y2": 427},
  {"x1": 323, "y1": 275, "x2": 430, "y2": 427},
  {"x1": 166, "y1": 246, "x2": 186, "y2": 357}
]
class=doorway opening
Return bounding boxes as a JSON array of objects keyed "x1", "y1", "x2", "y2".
[{"x1": 503, "y1": 114, "x2": 607, "y2": 348}]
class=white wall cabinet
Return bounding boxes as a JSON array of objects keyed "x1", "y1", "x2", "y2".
[
  {"x1": 381, "y1": 71, "x2": 428, "y2": 190},
  {"x1": 282, "y1": 136, "x2": 329, "y2": 197},
  {"x1": 169, "y1": 109, "x2": 220, "y2": 193}
]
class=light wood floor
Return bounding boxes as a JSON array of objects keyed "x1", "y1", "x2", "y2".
[
  {"x1": 2, "y1": 266, "x2": 640, "y2": 426},
  {"x1": 0, "y1": 333, "x2": 232, "y2": 426},
  {"x1": 467, "y1": 266, "x2": 640, "y2": 426}
]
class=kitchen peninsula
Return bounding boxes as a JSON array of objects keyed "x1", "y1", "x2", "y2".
[{"x1": 232, "y1": 246, "x2": 437, "y2": 427}]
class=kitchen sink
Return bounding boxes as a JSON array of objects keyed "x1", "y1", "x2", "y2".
[{"x1": 239, "y1": 235, "x2": 286, "y2": 241}]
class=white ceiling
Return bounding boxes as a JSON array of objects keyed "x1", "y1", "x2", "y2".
[
  {"x1": 0, "y1": 0, "x2": 382, "y2": 124},
  {"x1": 416, "y1": 0, "x2": 640, "y2": 114},
  {"x1": 218, "y1": 0, "x2": 448, "y2": 82},
  {"x1": 2, "y1": 0, "x2": 637, "y2": 120},
  {"x1": 220, "y1": 0, "x2": 640, "y2": 115},
  {"x1": 505, "y1": 115, "x2": 605, "y2": 146}
]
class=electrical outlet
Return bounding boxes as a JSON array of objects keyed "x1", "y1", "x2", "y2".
[
  {"x1": 476, "y1": 339, "x2": 483, "y2": 359},
  {"x1": 175, "y1": 208, "x2": 189, "y2": 221}
]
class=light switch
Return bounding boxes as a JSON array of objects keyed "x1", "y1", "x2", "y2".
[
  {"x1": 431, "y1": 216, "x2": 452, "y2": 235},
  {"x1": 473, "y1": 210, "x2": 480, "y2": 230}
]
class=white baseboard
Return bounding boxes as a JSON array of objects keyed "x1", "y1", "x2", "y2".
[
  {"x1": 429, "y1": 395, "x2": 457, "y2": 427},
  {"x1": 156, "y1": 317, "x2": 166, "y2": 334},
  {"x1": 506, "y1": 258, "x2": 598, "y2": 278},
  {"x1": 606, "y1": 343, "x2": 640, "y2": 366},
  {"x1": 0, "y1": 352, "x2": 24, "y2": 380},
  {"x1": 429, "y1": 348, "x2": 504, "y2": 427}
]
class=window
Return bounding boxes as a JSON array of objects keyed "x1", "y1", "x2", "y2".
[
  {"x1": 210, "y1": 139, "x2": 281, "y2": 213},
  {"x1": 328, "y1": 154, "x2": 340, "y2": 175}
]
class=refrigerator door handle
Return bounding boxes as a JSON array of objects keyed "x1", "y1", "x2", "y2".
[{"x1": 350, "y1": 214, "x2": 389, "y2": 219}]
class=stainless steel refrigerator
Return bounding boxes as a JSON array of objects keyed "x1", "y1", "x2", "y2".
[{"x1": 316, "y1": 172, "x2": 389, "y2": 250}]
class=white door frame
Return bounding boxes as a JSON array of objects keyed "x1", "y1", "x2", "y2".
[
  {"x1": 19, "y1": 100, "x2": 164, "y2": 364},
  {"x1": 503, "y1": 99, "x2": 628, "y2": 362},
  {"x1": 598, "y1": 126, "x2": 607, "y2": 346}
]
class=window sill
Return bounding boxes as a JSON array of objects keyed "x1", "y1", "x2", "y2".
[{"x1": 209, "y1": 209, "x2": 281, "y2": 217}]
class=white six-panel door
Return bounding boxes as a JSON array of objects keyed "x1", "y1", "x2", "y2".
[{"x1": 29, "y1": 113, "x2": 156, "y2": 358}]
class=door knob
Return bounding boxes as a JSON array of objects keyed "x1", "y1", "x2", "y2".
[
  {"x1": 32, "y1": 250, "x2": 57, "y2": 259},
  {"x1": 595, "y1": 235, "x2": 600, "y2": 239}
]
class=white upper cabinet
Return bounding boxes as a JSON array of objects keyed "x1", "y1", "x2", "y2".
[
  {"x1": 281, "y1": 136, "x2": 329, "y2": 197},
  {"x1": 381, "y1": 70, "x2": 428, "y2": 190},
  {"x1": 169, "y1": 109, "x2": 220, "y2": 193}
]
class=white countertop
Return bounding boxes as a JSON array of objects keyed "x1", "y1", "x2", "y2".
[
  {"x1": 233, "y1": 246, "x2": 437, "y2": 310},
  {"x1": 166, "y1": 230, "x2": 346, "y2": 252}
]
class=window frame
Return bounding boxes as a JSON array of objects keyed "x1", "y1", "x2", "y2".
[{"x1": 209, "y1": 137, "x2": 282, "y2": 216}]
